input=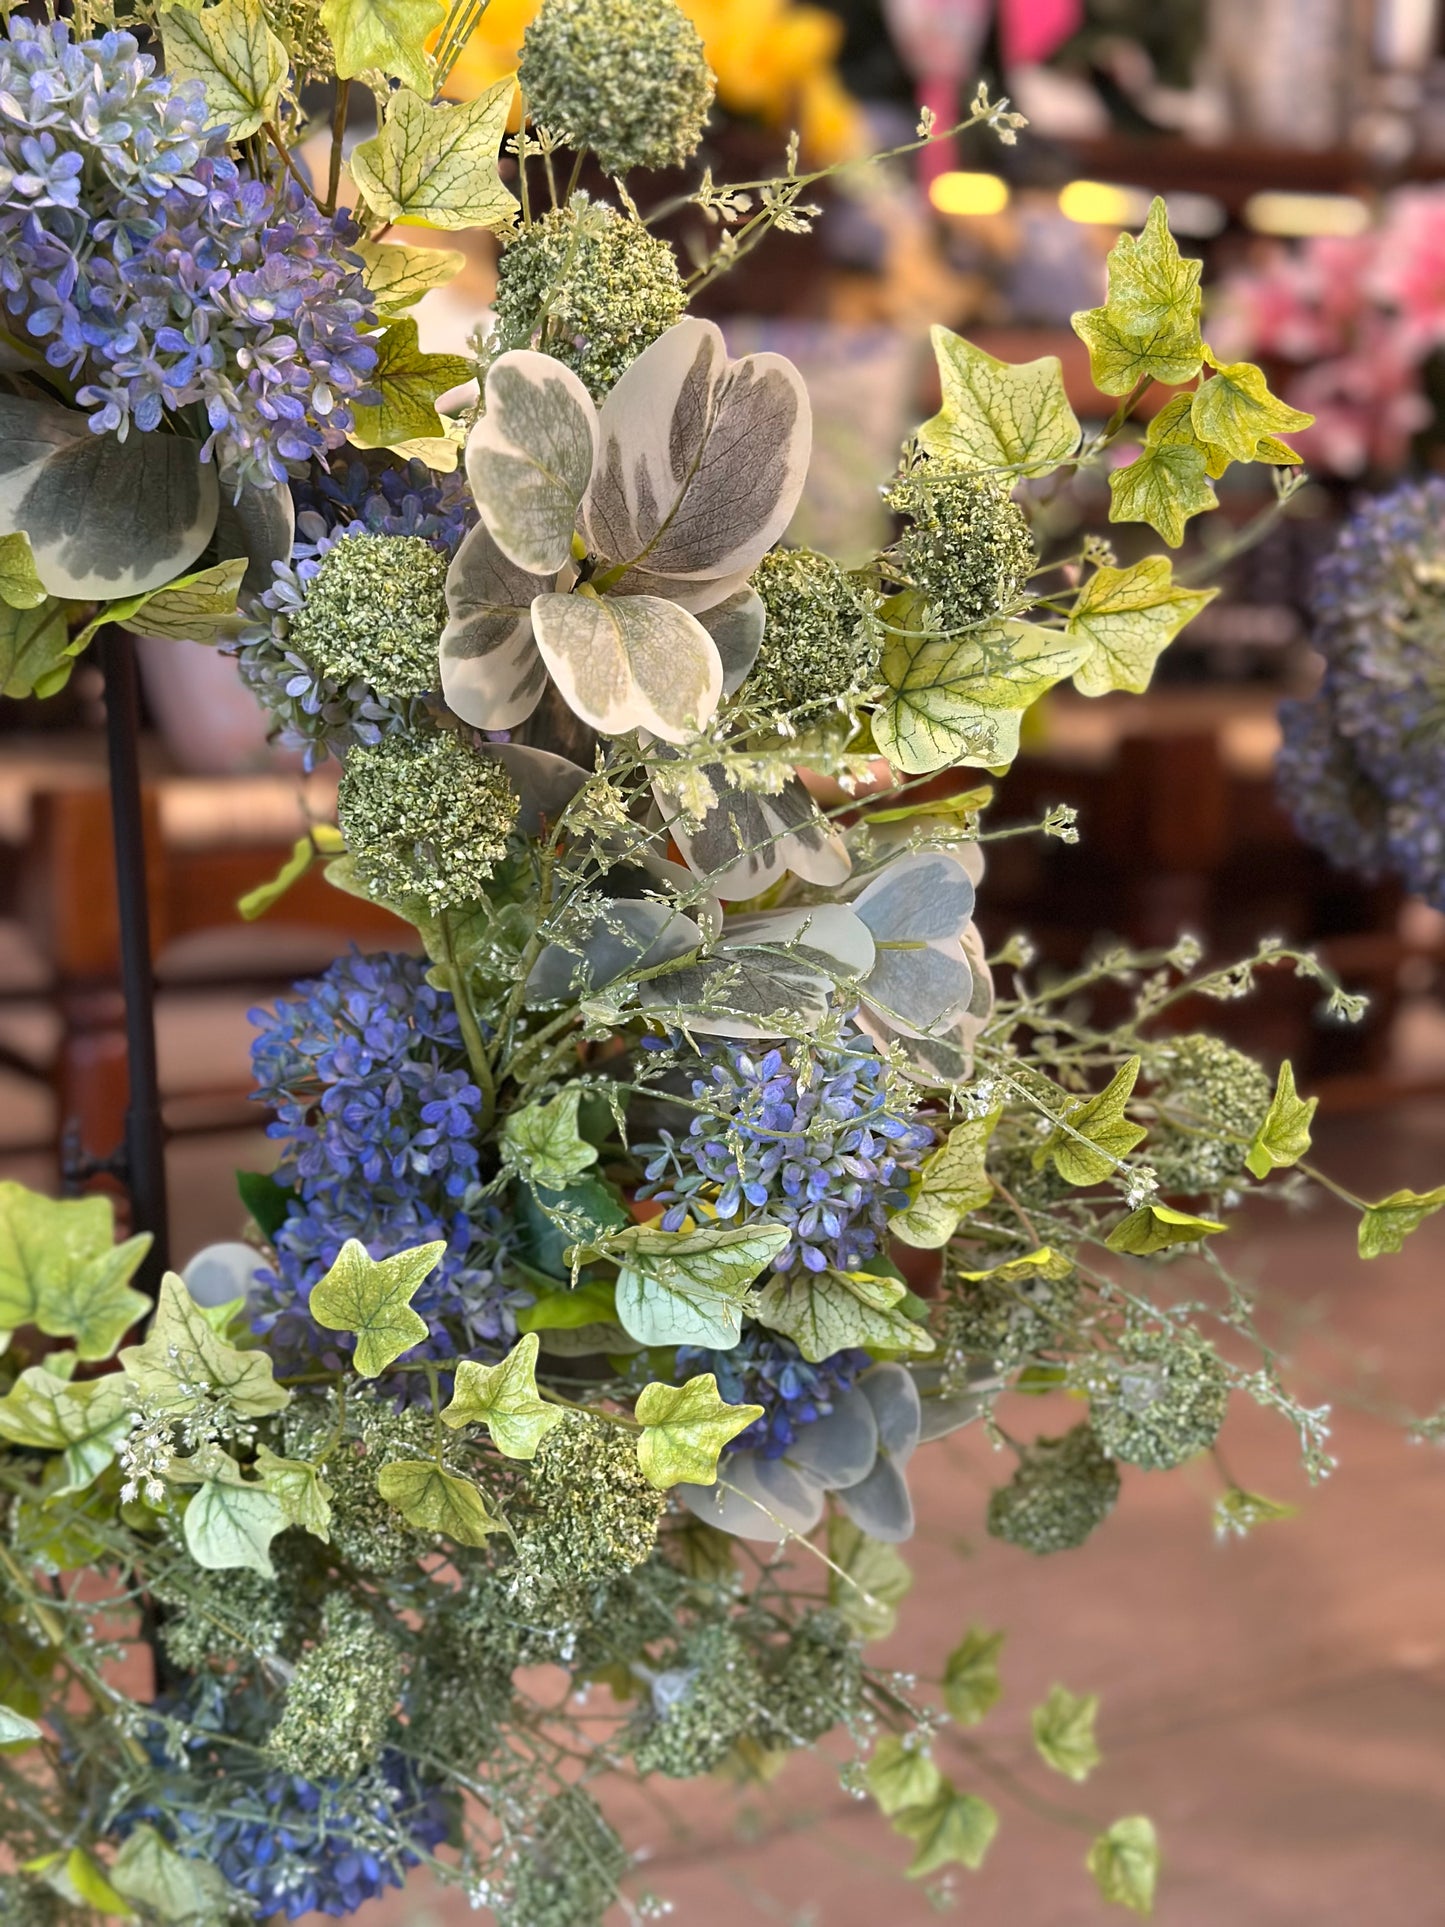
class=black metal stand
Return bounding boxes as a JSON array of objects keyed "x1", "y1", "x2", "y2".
[{"x1": 97, "y1": 626, "x2": 170, "y2": 1287}]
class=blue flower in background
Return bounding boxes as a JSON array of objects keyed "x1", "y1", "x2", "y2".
[
  {"x1": 677, "y1": 1327, "x2": 869, "y2": 1457},
  {"x1": 290, "y1": 455, "x2": 475, "y2": 558}
]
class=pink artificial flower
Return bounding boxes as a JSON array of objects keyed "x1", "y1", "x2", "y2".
[
  {"x1": 1287, "y1": 321, "x2": 1431, "y2": 476},
  {"x1": 1372, "y1": 187, "x2": 1445, "y2": 350}
]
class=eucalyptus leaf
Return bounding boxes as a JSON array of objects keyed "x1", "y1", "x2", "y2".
[
  {"x1": 439, "y1": 519, "x2": 551, "y2": 730},
  {"x1": 919, "y1": 326, "x2": 1080, "y2": 474},
  {"x1": 349, "y1": 82, "x2": 517, "y2": 229},
  {"x1": 851, "y1": 849, "x2": 978, "y2": 1037},
  {"x1": 660, "y1": 764, "x2": 850, "y2": 900},
  {"x1": 677, "y1": 1449, "x2": 824, "y2": 1543},
  {"x1": 525, "y1": 898, "x2": 702, "y2": 1004},
  {"x1": 610, "y1": 1222, "x2": 789, "y2": 1348},
  {"x1": 532, "y1": 589, "x2": 723, "y2": 743},
  {"x1": 307, "y1": 1237, "x2": 445, "y2": 1375},
  {"x1": 466, "y1": 349, "x2": 597, "y2": 573}
]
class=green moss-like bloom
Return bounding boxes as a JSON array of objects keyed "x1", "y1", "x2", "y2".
[
  {"x1": 497, "y1": 1790, "x2": 629, "y2": 1927},
  {"x1": 944, "y1": 1260, "x2": 1079, "y2": 1372},
  {"x1": 519, "y1": 0, "x2": 715, "y2": 175},
  {"x1": 987, "y1": 1423, "x2": 1120, "y2": 1553},
  {"x1": 1090, "y1": 1329, "x2": 1229, "y2": 1471},
  {"x1": 885, "y1": 461, "x2": 1036, "y2": 633},
  {"x1": 284, "y1": 1397, "x2": 434, "y2": 1575},
  {"x1": 338, "y1": 728, "x2": 519, "y2": 915},
  {"x1": 511, "y1": 1416, "x2": 667, "y2": 1608},
  {"x1": 269, "y1": 1595, "x2": 404, "y2": 1781},
  {"x1": 1150, "y1": 1033, "x2": 1274, "y2": 1192},
  {"x1": 288, "y1": 533, "x2": 449, "y2": 700},
  {"x1": 756, "y1": 1610, "x2": 864, "y2": 1747},
  {"x1": 493, "y1": 194, "x2": 686, "y2": 400},
  {"x1": 747, "y1": 547, "x2": 877, "y2": 716},
  {"x1": 630, "y1": 1624, "x2": 765, "y2": 1777}
]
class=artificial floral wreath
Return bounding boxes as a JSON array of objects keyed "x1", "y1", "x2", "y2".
[{"x1": 0, "y1": 2, "x2": 1437, "y2": 1922}]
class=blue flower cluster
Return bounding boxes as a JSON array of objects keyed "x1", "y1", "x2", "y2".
[
  {"x1": 1277, "y1": 479, "x2": 1445, "y2": 908},
  {"x1": 248, "y1": 950, "x2": 524, "y2": 1375},
  {"x1": 0, "y1": 21, "x2": 378, "y2": 489},
  {"x1": 638, "y1": 1026, "x2": 933, "y2": 1276},
  {"x1": 291, "y1": 455, "x2": 475, "y2": 558},
  {"x1": 677, "y1": 1327, "x2": 869, "y2": 1457}
]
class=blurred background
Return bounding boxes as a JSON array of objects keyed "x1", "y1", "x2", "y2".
[{"x1": 5, "y1": 0, "x2": 1445, "y2": 1920}]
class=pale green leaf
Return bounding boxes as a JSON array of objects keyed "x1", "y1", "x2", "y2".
[
  {"x1": 354, "y1": 238, "x2": 466, "y2": 315},
  {"x1": 348, "y1": 82, "x2": 517, "y2": 230},
  {"x1": 943, "y1": 1625, "x2": 1004, "y2": 1726},
  {"x1": 1068, "y1": 556, "x2": 1217, "y2": 697},
  {"x1": 348, "y1": 319, "x2": 473, "y2": 450},
  {"x1": 307, "y1": 1237, "x2": 444, "y2": 1375},
  {"x1": 238, "y1": 834, "x2": 317, "y2": 921},
  {"x1": 1213, "y1": 1487, "x2": 1297, "y2": 1536},
  {"x1": 253, "y1": 1444, "x2": 332, "y2": 1539},
  {"x1": 828, "y1": 1516, "x2": 913, "y2": 1641},
  {"x1": 466, "y1": 348, "x2": 596, "y2": 573},
  {"x1": 918, "y1": 326, "x2": 1080, "y2": 475},
  {"x1": 0, "y1": 1366, "x2": 132, "y2": 1494},
  {"x1": 1245, "y1": 1061, "x2": 1316, "y2": 1180},
  {"x1": 1105, "y1": 1204, "x2": 1227, "y2": 1255},
  {"x1": 111, "y1": 1823, "x2": 234, "y2": 1923},
  {"x1": 321, "y1": 0, "x2": 440, "y2": 90},
  {"x1": 183, "y1": 1457, "x2": 287, "y2": 1576},
  {"x1": 1191, "y1": 348, "x2": 1313, "y2": 465},
  {"x1": 116, "y1": 558, "x2": 247, "y2": 644},
  {"x1": 609, "y1": 1222, "x2": 790, "y2": 1348},
  {"x1": 533, "y1": 588, "x2": 724, "y2": 744},
  {"x1": 753, "y1": 1269, "x2": 935, "y2": 1363},
  {"x1": 890, "y1": 1112, "x2": 999, "y2": 1249},
  {"x1": 0, "y1": 1704, "x2": 42, "y2": 1744},
  {"x1": 1033, "y1": 1684, "x2": 1101, "y2": 1782},
  {"x1": 1088, "y1": 1816, "x2": 1160, "y2": 1916},
  {"x1": 1035, "y1": 1059, "x2": 1146, "y2": 1185},
  {"x1": 441, "y1": 1332, "x2": 565, "y2": 1459},
  {"x1": 1107, "y1": 397, "x2": 1219, "y2": 548},
  {"x1": 0, "y1": 531, "x2": 47, "y2": 609},
  {"x1": 634, "y1": 1373, "x2": 764, "y2": 1489},
  {"x1": 1357, "y1": 1186, "x2": 1445, "y2": 1258},
  {"x1": 0, "y1": 1183, "x2": 150, "y2": 1360},
  {"x1": 120, "y1": 1272, "x2": 288, "y2": 1418},
  {"x1": 375, "y1": 1458, "x2": 504, "y2": 1545},
  {"x1": 864, "y1": 1735, "x2": 942, "y2": 1817},
  {"x1": 501, "y1": 1086, "x2": 599, "y2": 1191},
  {"x1": 160, "y1": 0, "x2": 289, "y2": 141},
  {"x1": 894, "y1": 1785, "x2": 999, "y2": 1878},
  {"x1": 1071, "y1": 197, "x2": 1203, "y2": 394},
  {"x1": 0, "y1": 597, "x2": 74, "y2": 700},
  {"x1": 31, "y1": 1848, "x2": 135, "y2": 1918}
]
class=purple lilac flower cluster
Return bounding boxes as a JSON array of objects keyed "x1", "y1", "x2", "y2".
[
  {"x1": 291, "y1": 455, "x2": 475, "y2": 557},
  {"x1": 677, "y1": 1327, "x2": 870, "y2": 1457},
  {"x1": 637, "y1": 1025, "x2": 933, "y2": 1276},
  {"x1": 0, "y1": 20, "x2": 378, "y2": 489},
  {"x1": 248, "y1": 950, "x2": 523, "y2": 1376},
  {"x1": 1277, "y1": 478, "x2": 1445, "y2": 908}
]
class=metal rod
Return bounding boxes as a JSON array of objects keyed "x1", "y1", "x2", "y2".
[{"x1": 99, "y1": 626, "x2": 170, "y2": 1286}]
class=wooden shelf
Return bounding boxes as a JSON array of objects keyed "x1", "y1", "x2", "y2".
[{"x1": 1036, "y1": 134, "x2": 1445, "y2": 208}]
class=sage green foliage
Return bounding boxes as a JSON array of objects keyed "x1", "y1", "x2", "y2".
[
  {"x1": 747, "y1": 547, "x2": 876, "y2": 715},
  {"x1": 269, "y1": 1595, "x2": 404, "y2": 1780},
  {"x1": 884, "y1": 459, "x2": 1036, "y2": 634},
  {"x1": 494, "y1": 1789, "x2": 629, "y2": 1927},
  {"x1": 287, "y1": 532, "x2": 448, "y2": 696},
  {"x1": 987, "y1": 1424, "x2": 1121, "y2": 1553},
  {"x1": 1032, "y1": 1684, "x2": 1101, "y2": 1782},
  {"x1": 943, "y1": 1626, "x2": 1004, "y2": 1725},
  {"x1": 1089, "y1": 1329, "x2": 1229, "y2": 1471},
  {"x1": 337, "y1": 727, "x2": 519, "y2": 913},
  {"x1": 630, "y1": 1624, "x2": 766, "y2": 1776},
  {"x1": 1088, "y1": 1815, "x2": 1160, "y2": 1916}
]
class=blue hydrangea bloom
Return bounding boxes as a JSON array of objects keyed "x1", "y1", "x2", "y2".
[
  {"x1": 248, "y1": 950, "x2": 525, "y2": 1376},
  {"x1": 290, "y1": 455, "x2": 474, "y2": 558},
  {"x1": 677, "y1": 1327, "x2": 869, "y2": 1457}
]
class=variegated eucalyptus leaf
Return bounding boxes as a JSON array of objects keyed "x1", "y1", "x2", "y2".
[
  {"x1": 438, "y1": 519, "x2": 551, "y2": 730},
  {"x1": 531, "y1": 589, "x2": 722, "y2": 742},
  {"x1": 467, "y1": 350, "x2": 598, "y2": 574},
  {"x1": 657, "y1": 764, "x2": 850, "y2": 900}
]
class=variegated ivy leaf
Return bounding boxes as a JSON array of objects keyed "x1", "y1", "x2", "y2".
[
  {"x1": 466, "y1": 350, "x2": 598, "y2": 574},
  {"x1": 160, "y1": 0, "x2": 289, "y2": 142},
  {"x1": 1071, "y1": 197, "x2": 1204, "y2": 395},
  {"x1": 0, "y1": 1183, "x2": 151, "y2": 1360},
  {"x1": 320, "y1": 0, "x2": 441, "y2": 93},
  {"x1": 1108, "y1": 396, "x2": 1219, "y2": 548},
  {"x1": 0, "y1": 1365, "x2": 132, "y2": 1495},
  {"x1": 753, "y1": 1270, "x2": 935, "y2": 1363},
  {"x1": 864, "y1": 1734, "x2": 942, "y2": 1816},
  {"x1": 110, "y1": 559, "x2": 248, "y2": 646},
  {"x1": 919, "y1": 326, "x2": 1080, "y2": 475},
  {"x1": 441, "y1": 1332, "x2": 565, "y2": 1459},
  {"x1": 0, "y1": 597, "x2": 73, "y2": 700},
  {"x1": 111, "y1": 1824, "x2": 233, "y2": 1923},
  {"x1": 634, "y1": 1373, "x2": 765, "y2": 1488},
  {"x1": 253, "y1": 1444, "x2": 332, "y2": 1539},
  {"x1": 349, "y1": 82, "x2": 517, "y2": 230},
  {"x1": 1357, "y1": 1185, "x2": 1445, "y2": 1259},
  {"x1": 532, "y1": 589, "x2": 723, "y2": 743},
  {"x1": 439, "y1": 520, "x2": 551, "y2": 731},
  {"x1": 1035, "y1": 1059, "x2": 1147, "y2": 1186},
  {"x1": 581, "y1": 318, "x2": 811, "y2": 600},
  {"x1": 353, "y1": 239, "x2": 466, "y2": 316},
  {"x1": 1245, "y1": 1061, "x2": 1316, "y2": 1180},
  {"x1": 348, "y1": 320, "x2": 473, "y2": 450},
  {"x1": 699, "y1": 585, "x2": 765, "y2": 693},
  {"x1": 308, "y1": 1238, "x2": 444, "y2": 1376},
  {"x1": 0, "y1": 394, "x2": 217, "y2": 599},
  {"x1": 501, "y1": 1086, "x2": 599, "y2": 1192},
  {"x1": 1087, "y1": 1816, "x2": 1159, "y2": 1917},
  {"x1": 1068, "y1": 556, "x2": 1217, "y2": 697},
  {"x1": 1191, "y1": 347, "x2": 1313, "y2": 465},
  {"x1": 183, "y1": 1453, "x2": 287, "y2": 1576},
  {"x1": 1105, "y1": 1204, "x2": 1226, "y2": 1255},
  {"x1": 890, "y1": 1112, "x2": 999, "y2": 1249},
  {"x1": 375, "y1": 1458, "x2": 504, "y2": 1545},
  {"x1": 1032, "y1": 1684, "x2": 1101, "y2": 1782},
  {"x1": 943, "y1": 1625, "x2": 1005, "y2": 1725},
  {"x1": 0, "y1": 530, "x2": 46, "y2": 608},
  {"x1": 894, "y1": 1785, "x2": 999, "y2": 1879},
  {"x1": 121, "y1": 1273, "x2": 289, "y2": 1418},
  {"x1": 609, "y1": 1223, "x2": 791, "y2": 1349}
]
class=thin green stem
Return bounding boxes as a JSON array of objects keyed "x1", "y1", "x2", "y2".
[{"x1": 326, "y1": 80, "x2": 350, "y2": 214}]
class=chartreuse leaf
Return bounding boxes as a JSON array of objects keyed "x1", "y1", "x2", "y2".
[
  {"x1": 183, "y1": 1453, "x2": 287, "y2": 1576},
  {"x1": 253, "y1": 1445, "x2": 332, "y2": 1539},
  {"x1": 1105, "y1": 1204, "x2": 1227, "y2": 1255},
  {"x1": 0, "y1": 531, "x2": 47, "y2": 608},
  {"x1": 1357, "y1": 1186, "x2": 1445, "y2": 1258},
  {"x1": 120, "y1": 1272, "x2": 288, "y2": 1418},
  {"x1": 943, "y1": 1626, "x2": 1004, "y2": 1726},
  {"x1": 754, "y1": 1269, "x2": 934, "y2": 1363},
  {"x1": 1071, "y1": 197, "x2": 1203, "y2": 395},
  {"x1": 348, "y1": 320, "x2": 473, "y2": 450},
  {"x1": 1108, "y1": 396, "x2": 1219, "y2": 548},
  {"x1": 160, "y1": 0, "x2": 289, "y2": 141},
  {"x1": 919, "y1": 326, "x2": 1079, "y2": 475},
  {"x1": 1033, "y1": 1684, "x2": 1101, "y2": 1782},
  {"x1": 349, "y1": 82, "x2": 517, "y2": 230},
  {"x1": 0, "y1": 597, "x2": 77, "y2": 700},
  {"x1": 307, "y1": 1237, "x2": 444, "y2": 1375},
  {"x1": 375, "y1": 1458, "x2": 504, "y2": 1545},
  {"x1": 502, "y1": 1086, "x2": 599, "y2": 1192},
  {"x1": 0, "y1": 1704, "x2": 42, "y2": 1743},
  {"x1": 0, "y1": 1366, "x2": 132, "y2": 1494},
  {"x1": 1213, "y1": 1487, "x2": 1297, "y2": 1536},
  {"x1": 865, "y1": 1735, "x2": 942, "y2": 1817},
  {"x1": 956, "y1": 1245, "x2": 1073, "y2": 1291},
  {"x1": 1245, "y1": 1062, "x2": 1316, "y2": 1180},
  {"x1": 828, "y1": 1517, "x2": 913, "y2": 1641},
  {"x1": 115, "y1": 558, "x2": 247, "y2": 644},
  {"x1": 1036, "y1": 1059, "x2": 1147, "y2": 1186},
  {"x1": 1068, "y1": 557, "x2": 1217, "y2": 697},
  {"x1": 890, "y1": 1112, "x2": 998, "y2": 1249},
  {"x1": 1191, "y1": 347, "x2": 1313, "y2": 464},
  {"x1": 441, "y1": 1331, "x2": 565, "y2": 1459},
  {"x1": 634, "y1": 1374, "x2": 764, "y2": 1489},
  {"x1": 1087, "y1": 1816, "x2": 1160, "y2": 1916},
  {"x1": 353, "y1": 238, "x2": 466, "y2": 315},
  {"x1": 26, "y1": 1848, "x2": 135, "y2": 1917},
  {"x1": 239, "y1": 834, "x2": 316, "y2": 921},
  {"x1": 111, "y1": 1823, "x2": 233, "y2": 1922},
  {"x1": 893, "y1": 1784, "x2": 999, "y2": 1878},
  {"x1": 516, "y1": 1277, "x2": 619, "y2": 1331},
  {"x1": 320, "y1": 0, "x2": 440, "y2": 90},
  {"x1": 609, "y1": 1223, "x2": 790, "y2": 1348},
  {"x1": 0, "y1": 1183, "x2": 150, "y2": 1360}
]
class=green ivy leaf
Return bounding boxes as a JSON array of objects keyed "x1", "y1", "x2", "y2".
[
  {"x1": 0, "y1": 597, "x2": 75, "y2": 700},
  {"x1": 441, "y1": 1331, "x2": 565, "y2": 1459},
  {"x1": 28, "y1": 1848, "x2": 135, "y2": 1918},
  {"x1": 116, "y1": 559, "x2": 247, "y2": 644},
  {"x1": 0, "y1": 1704, "x2": 42, "y2": 1744},
  {"x1": 1087, "y1": 1816, "x2": 1160, "y2": 1916},
  {"x1": 1036, "y1": 1059, "x2": 1147, "y2": 1186},
  {"x1": 864, "y1": 1735, "x2": 943, "y2": 1817},
  {"x1": 120, "y1": 1272, "x2": 289, "y2": 1419},
  {"x1": 353, "y1": 238, "x2": 467, "y2": 315},
  {"x1": 253, "y1": 1445, "x2": 332, "y2": 1540},
  {"x1": 183, "y1": 1454, "x2": 287, "y2": 1576},
  {"x1": 0, "y1": 1183, "x2": 150, "y2": 1360},
  {"x1": 753, "y1": 1269, "x2": 935, "y2": 1363},
  {"x1": 1033, "y1": 1684, "x2": 1101, "y2": 1782},
  {"x1": 890, "y1": 1112, "x2": 999, "y2": 1249},
  {"x1": 307, "y1": 1237, "x2": 443, "y2": 1376},
  {"x1": 348, "y1": 319, "x2": 473, "y2": 449},
  {"x1": 943, "y1": 1625, "x2": 1004, "y2": 1726},
  {"x1": 828, "y1": 1516, "x2": 913, "y2": 1642},
  {"x1": 1068, "y1": 556, "x2": 1217, "y2": 697},
  {"x1": 111, "y1": 1823, "x2": 234, "y2": 1923},
  {"x1": 634, "y1": 1373, "x2": 764, "y2": 1489},
  {"x1": 160, "y1": 0, "x2": 289, "y2": 141},
  {"x1": 238, "y1": 834, "x2": 318, "y2": 921},
  {"x1": 1105, "y1": 1204, "x2": 1227, "y2": 1255},
  {"x1": 1213, "y1": 1487, "x2": 1297, "y2": 1536},
  {"x1": 0, "y1": 1366, "x2": 132, "y2": 1494},
  {"x1": 894, "y1": 1784, "x2": 999, "y2": 1878},
  {"x1": 1107, "y1": 397, "x2": 1219, "y2": 548},
  {"x1": 609, "y1": 1222, "x2": 789, "y2": 1348},
  {"x1": 0, "y1": 531, "x2": 47, "y2": 609},
  {"x1": 1071, "y1": 197, "x2": 1203, "y2": 395},
  {"x1": 955, "y1": 1245, "x2": 1074, "y2": 1290},
  {"x1": 918, "y1": 326, "x2": 1080, "y2": 475},
  {"x1": 375, "y1": 1458, "x2": 504, "y2": 1545},
  {"x1": 1245, "y1": 1061, "x2": 1316, "y2": 1180},
  {"x1": 1191, "y1": 348, "x2": 1313, "y2": 464},
  {"x1": 349, "y1": 82, "x2": 517, "y2": 231},
  {"x1": 516, "y1": 1277, "x2": 620, "y2": 1331},
  {"x1": 320, "y1": 0, "x2": 441, "y2": 91},
  {"x1": 1357, "y1": 1186, "x2": 1445, "y2": 1258},
  {"x1": 502, "y1": 1087, "x2": 599, "y2": 1192}
]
